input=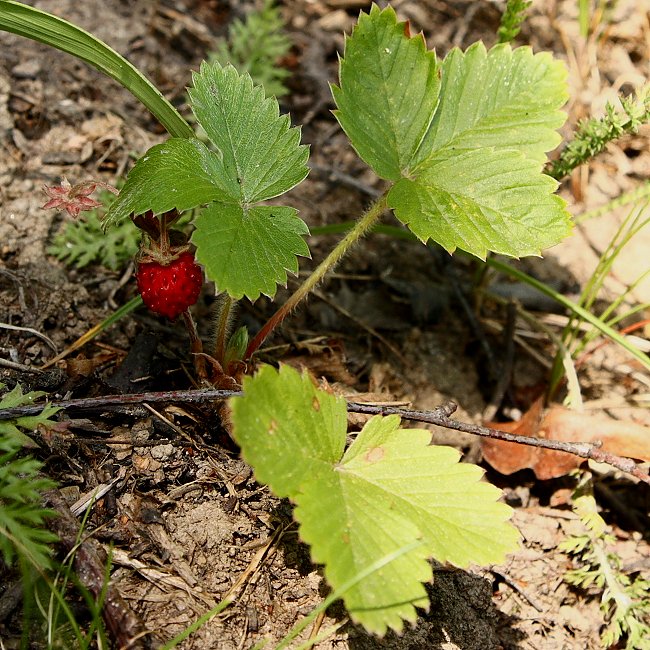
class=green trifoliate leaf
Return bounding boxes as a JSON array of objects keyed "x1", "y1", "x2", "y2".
[
  {"x1": 388, "y1": 148, "x2": 571, "y2": 257},
  {"x1": 104, "y1": 138, "x2": 238, "y2": 227},
  {"x1": 191, "y1": 204, "x2": 310, "y2": 300},
  {"x1": 332, "y1": 5, "x2": 571, "y2": 258},
  {"x1": 189, "y1": 61, "x2": 309, "y2": 203},
  {"x1": 105, "y1": 61, "x2": 309, "y2": 234},
  {"x1": 332, "y1": 4, "x2": 441, "y2": 181},
  {"x1": 413, "y1": 42, "x2": 568, "y2": 167},
  {"x1": 231, "y1": 365, "x2": 520, "y2": 635},
  {"x1": 388, "y1": 38, "x2": 573, "y2": 258}
]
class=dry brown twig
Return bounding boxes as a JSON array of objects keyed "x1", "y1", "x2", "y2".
[{"x1": 1, "y1": 388, "x2": 647, "y2": 484}]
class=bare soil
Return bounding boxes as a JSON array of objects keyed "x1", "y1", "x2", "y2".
[{"x1": 1, "y1": 1, "x2": 649, "y2": 649}]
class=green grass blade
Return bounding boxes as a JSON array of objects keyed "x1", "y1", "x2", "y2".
[
  {"x1": 0, "y1": 0, "x2": 193, "y2": 138},
  {"x1": 310, "y1": 222, "x2": 650, "y2": 372},
  {"x1": 42, "y1": 296, "x2": 143, "y2": 369},
  {"x1": 487, "y1": 258, "x2": 650, "y2": 372}
]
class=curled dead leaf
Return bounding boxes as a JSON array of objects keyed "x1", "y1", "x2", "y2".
[{"x1": 482, "y1": 399, "x2": 650, "y2": 479}]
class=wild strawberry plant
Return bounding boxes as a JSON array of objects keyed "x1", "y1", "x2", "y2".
[
  {"x1": 103, "y1": 5, "x2": 570, "y2": 300},
  {"x1": 1, "y1": 0, "x2": 574, "y2": 637}
]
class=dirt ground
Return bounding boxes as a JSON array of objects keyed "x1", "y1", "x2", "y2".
[{"x1": 1, "y1": 1, "x2": 649, "y2": 649}]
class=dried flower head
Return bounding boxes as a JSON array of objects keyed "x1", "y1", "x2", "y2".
[{"x1": 42, "y1": 178, "x2": 116, "y2": 218}]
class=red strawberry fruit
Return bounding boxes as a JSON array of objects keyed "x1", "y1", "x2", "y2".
[{"x1": 136, "y1": 252, "x2": 203, "y2": 319}]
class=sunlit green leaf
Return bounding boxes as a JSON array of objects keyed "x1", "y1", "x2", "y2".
[
  {"x1": 333, "y1": 5, "x2": 571, "y2": 259},
  {"x1": 104, "y1": 138, "x2": 238, "y2": 226},
  {"x1": 231, "y1": 365, "x2": 520, "y2": 635},
  {"x1": 332, "y1": 4, "x2": 441, "y2": 180},
  {"x1": 189, "y1": 62, "x2": 309, "y2": 203},
  {"x1": 388, "y1": 148, "x2": 571, "y2": 258},
  {"x1": 413, "y1": 42, "x2": 568, "y2": 167}
]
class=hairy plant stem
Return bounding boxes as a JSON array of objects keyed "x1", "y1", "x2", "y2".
[
  {"x1": 245, "y1": 194, "x2": 388, "y2": 359},
  {"x1": 214, "y1": 293, "x2": 233, "y2": 363}
]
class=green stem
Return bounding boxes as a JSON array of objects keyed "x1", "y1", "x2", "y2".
[
  {"x1": 0, "y1": 0, "x2": 193, "y2": 138},
  {"x1": 245, "y1": 195, "x2": 388, "y2": 359},
  {"x1": 214, "y1": 294, "x2": 233, "y2": 363}
]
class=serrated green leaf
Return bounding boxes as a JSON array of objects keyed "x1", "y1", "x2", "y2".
[
  {"x1": 230, "y1": 365, "x2": 520, "y2": 635},
  {"x1": 0, "y1": 383, "x2": 47, "y2": 409},
  {"x1": 230, "y1": 365, "x2": 347, "y2": 496},
  {"x1": 388, "y1": 147, "x2": 572, "y2": 258},
  {"x1": 104, "y1": 138, "x2": 238, "y2": 226},
  {"x1": 332, "y1": 4, "x2": 441, "y2": 181},
  {"x1": 413, "y1": 42, "x2": 568, "y2": 167},
  {"x1": 295, "y1": 460, "x2": 431, "y2": 633},
  {"x1": 192, "y1": 204, "x2": 310, "y2": 300},
  {"x1": 189, "y1": 61, "x2": 309, "y2": 203},
  {"x1": 332, "y1": 8, "x2": 570, "y2": 259}
]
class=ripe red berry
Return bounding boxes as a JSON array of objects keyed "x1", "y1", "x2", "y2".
[{"x1": 136, "y1": 252, "x2": 203, "y2": 319}]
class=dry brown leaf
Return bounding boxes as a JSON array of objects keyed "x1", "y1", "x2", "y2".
[{"x1": 482, "y1": 400, "x2": 650, "y2": 479}]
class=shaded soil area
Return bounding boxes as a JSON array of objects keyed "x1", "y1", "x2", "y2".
[{"x1": 1, "y1": 1, "x2": 649, "y2": 649}]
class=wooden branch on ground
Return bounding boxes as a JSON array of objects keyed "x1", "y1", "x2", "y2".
[
  {"x1": 347, "y1": 402, "x2": 650, "y2": 485},
  {"x1": 1, "y1": 388, "x2": 647, "y2": 484}
]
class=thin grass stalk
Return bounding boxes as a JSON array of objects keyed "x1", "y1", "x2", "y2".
[
  {"x1": 573, "y1": 279, "x2": 650, "y2": 360},
  {"x1": 576, "y1": 181, "x2": 650, "y2": 224},
  {"x1": 553, "y1": 203, "x2": 650, "y2": 388}
]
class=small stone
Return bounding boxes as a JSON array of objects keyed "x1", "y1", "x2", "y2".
[
  {"x1": 12, "y1": 60, "x2": 41, "y2": 79},
  {"x1": 150, "y1": 443, "x2": 175, "y2": 461},
  {"x1": 318, "y1": 10, "x2": 350, "y2": 31}
]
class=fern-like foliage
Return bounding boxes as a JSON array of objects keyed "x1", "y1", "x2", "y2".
[
  {"x1": 48, "y1": 189, "x2": 140, "y2": 270},
  {"x1": 209, "y1": 0, "x2": 292, "y2": 98},
  {"x1": 549, "y1": 85, "x2": 650, "y2": 180},
  {"x1": 497, "y1": 0, "x2": 532, "y2": 44},
  {"x1": 559, "y1": 471, "x2": 650, "y2": 650},
  {"x1": 0, "y1": 384, "x2": 59, "y2": 572}
]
